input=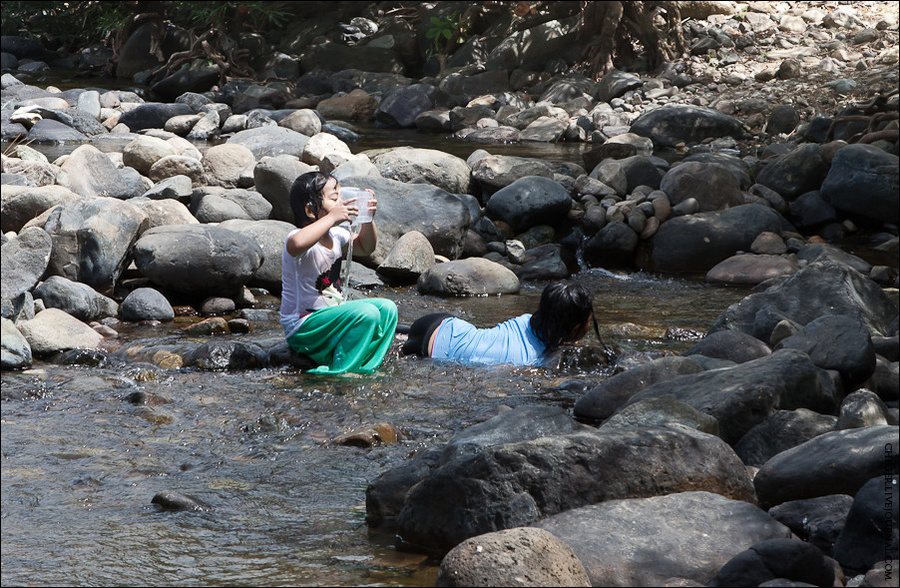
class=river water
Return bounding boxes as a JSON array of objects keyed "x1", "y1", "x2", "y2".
[{"x1": 2, "y1": 268, "x2": 750, "y2": 587}]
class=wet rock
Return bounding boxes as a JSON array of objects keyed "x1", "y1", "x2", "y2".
[
  {"x1": 1, "y1": 317, "x2": 32, "y2": 369},
  {"x1": 119, "y1": 287, "x2": 174, "y2": 322},
  {"x1": 367, "y1": 406, "x2": 588, "y2": 527},
  {"x1": 26, "y1": 118, "x2": 89, "y2": 143},
  {"x1": 417, "y1": 258, "x2": 519, "y2": 297},
  {"x1": 117, "y1": 103, "x2": 193, "y2": 132},
  {"x1": 512, "y1": 243, "x2": 573, "y2": 281},
  {"x1": 375, "y1": 85, "x2": 434, "y2": 128},
  {"x1": 396, "y1": 426, "x2": 755, "y2": 553},
  {"x1": 536, "y1": 492, "x2": 792, "y2": 587},
  {"x1": 706, "y1": 253, "x2": 799, "y2": 286},
  {"x1": 833, "y1": 475, "x2": 900, "y2": 574},
  {"x1": 707, "y1": 538, "x2": 834, "y2": 587},
  {"x1": 646, "y1": 204, "x2": 784, "y2": 273},
  {"x1": 599, "y1": 395, "x2": 719, "y2": 435},
  {"x1": 796, "y1": 242, "x2": 872, "y2": 275},
  {"x1": 582, "y1": 220, "x2": 639, "y2": 268},
  {"x1": 574, "y1": 356, "x2": 705, "y2": 424},
  {"x1": 471, "y1": 154, "x2": 554, "y2": 192},
  {"x1": 485, "y1": 176, "x2": 572, "y2": 234},
  {"x1": 333, "y1": 422, "x2": 403, "y2": 447},
  {"x1": 132, "y1": 225, "x2": 263, "y2": 298},
  {"x1": 316, "y1": 88, "x2": 379, "y2": 121},
  {"x1": 820, "y1": 144, "x2": 899, "y2": 225},
  {"x1": 626, "y1": 349, "x2": 840, "y2": 445},
  {"x1": 734, "y1": 409, "x2": 838, "y2": 467},
  {"x1": 436, "y1": 527, "x2": 591, "y2": 587},
  {"x1": 151, "y1": 490, "x2": 211, "y2": 512},
  {"x1": 630, "y1": 105, "x2": 743, "y2": 148},
  {"x1": 183, "y1": 317, "x2": 229, "y2": 336},
  {"x1": 708, "y1": 262, "x2": 897, "y2": 344},
  {"x1": 182, "y1": 340, "x2": 268, "y2": 370},
  {"x1": 17, "y1": 308, "x2": 103, "y2": 356},
  {"x1": 754, "y1": 426, "x2": 899, "y2": 508},
  {"x1": 33, "y1": 276, "x2": 117, "y2": 322},
  {"x1": 768, "y1": 495, "x2": 853, "y2": 557}
]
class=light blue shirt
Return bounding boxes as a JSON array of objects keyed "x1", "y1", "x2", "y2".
[{"x1": 431, "y1": 314, "x2": 547, "y2": 366}]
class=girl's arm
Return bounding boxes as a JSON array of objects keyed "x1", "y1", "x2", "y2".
[
  {"x1": 353, "y1": 191, "x2": 378, "y2": 256},
  {"x1": 286, "y1": 201, "x2": 354, "y2": 257}
]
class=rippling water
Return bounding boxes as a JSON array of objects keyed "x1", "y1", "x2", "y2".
[{"x1": 2, "y1": 271, "x2": 749, "y2": 586}]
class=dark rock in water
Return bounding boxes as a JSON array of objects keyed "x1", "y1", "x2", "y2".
[
  {"x1": 485, "y1": 176, "x2": 572, "y2": 234},
  {"x1": 734, "y1": 409, "x2": 837, "y2": 467},
  {"x1": 366, "y1": 406, "x2": 588, "y2": 527},
  {"x1": 119, "y1": 287, "x2": 174, "y2": 322},
  {"x1": 685, "y1": 329, "x2": 772, "y2": 364},
  {"x1": 625, "y1": 349, "x2": 840, "y2": 445},
  {"x1": 50, "y1": 348, "x2": 110, "y2": 367},
  {"x1": 151, "y1": 490, "x2": 211, "y2": 512},
  {"x1": 630, "y1": 105, "x2": 743, "y2": 148},
  {"x1": 375, "y1": 85, "x2": 434, "y2": 128},
  {"x1": 774, "y1": 314, "x2": 876, "y2": 387},
  {"x1": 754, "y1": 425, "x2": 899, "y2": 508},
  {"x1": 574, "y1": 356, "x2": 705, "y2": 424},
  {"x1": 755, "y1": 144, "x2": 831, "y2": 200},
  {"x1": 118, "y1": 103, "x2": 194, "y2": 132},
  {"x1": 788, "y1": 190, "x2": 838, "y2": 228},
  {"x1": 582, "y1": 220, "x2": 639, "y2": 268},
  {"x1": 182, "y1": 340, "x2": 268, "y2": 370},
  {"x1": 395, "y1": 425, "x2": 755, "y2": 553},
  {"x1": 26, "y1": 119, "x2": 89, "y2": 143},
  {"x1": 536, "y1": 491, "x2": 792, "y2": 587},
  {"x1": 644, "y1": 204, "x2": 784, "y2": 274},
  {"x1": 706, "y1": 538, "x2": 835, "y2": 588},
  {"x1": 820, "y1": 144, "x2": 899, "y2": 225},
  {"x1": 768, "y1": 495, "x2": 854, "y2": 557},
  {"x1": 832, "y1": 475, "x2": 899, "y2": 574},
  {"x1": 795, "y1": 243, "x2": 872, "y2": 275},
  {"x1": 683, "y1": 152, "x2": 753, "y2": 190},
  {"x1": 708, "y1": 262, "x2": 897, "y2": 345},
  {"x1": 660, "y1": 161, "x2": 744, "y2": 212}
]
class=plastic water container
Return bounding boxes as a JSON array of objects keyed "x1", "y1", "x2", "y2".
[{"x1": 340, "y1": 187, "x2": 373, "y2": 226}]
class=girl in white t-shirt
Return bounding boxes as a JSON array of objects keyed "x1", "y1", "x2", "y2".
[{"x1": 280, "y1": 171, "x2": 397, "y2": 374}]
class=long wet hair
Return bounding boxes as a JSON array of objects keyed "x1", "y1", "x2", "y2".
[
  {"x1": 289, "y1": 171, "x2": 337, "y2": 227},
  {"x1": 530, "y1": 280, "x2": 594, "y2": 350}
]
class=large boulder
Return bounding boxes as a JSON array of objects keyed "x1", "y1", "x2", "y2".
[
  {"x1": 754, "y1": 425, "x2": 899, "y2": 508},
  {"x1": 774, "y1": 314, "x2": 876, "y2": 387},
  {"x1": 630, "y1": 105, "x2": 743, "y2": 148},
  {"x1": 252, "y1": 155, "x2": 315, "y2": 223},
  {"x1": 485, "y1": 176, "x2": 572, "y2": 234},
  {"x1": 471, "y1": 154, "x2": 554, "y2": 193},
  {"x1": 417, "y1": 258, "x2": 520, "y2": 297},
  {"x1": 708, "y1": 262, "x2": 897, "y2": 344},
  {"x1": 371, "y1": 148, "x2": 472, "y2": 195},
  {"x1": 484, "y1": 17, "x2": 580, "y2": 72},
  {"x1": 395, "y1": 426, "x2": 755, "y2": 553},
  {"x1": 336, "y1": 175, "x2": 471, "y2": 264},
  {"x1": 202, "y1": 143, "x2": 256, "y2": 188},
  {"x1": 643, "y1": 204, "x2": 784, "y2": 273},
  {"x1": 832, "y1": 475, "x2": 900, "y2": 573},
  {"x1": 1, "y1": 226, "x2": 52, "y2": 312},
  {"x1": 536, "y1": 492, "x2": 792, "y2": 587},
  {"x1": 131, "y1": 225, "x2": 263, "y2": 298},
  {"x1": 117, "y1": 103, "x2": 194, "y2": 132},
  {"x1": 706, "y1": 538, "x2": 836, "y2": 588},
  {"x1": 374, "y1": 84, "x2": 434, "y2": 128},
  {"x1": 734, "y1": 409, "x2": 838, "y2": 467},
  {"x1": 755, "y1": 144, "x2": 831, "y2": 200},
  {"x1": 819, "y1": 144, "x2": 899, "y2": 224},
  {"x1": 660, "y1": 161, "x2": 744, "y2": 212},
  {"x1": 624, "y1": 349, "x2": 840, "y2": 445},
  {"x1": 39, "y1": 197, "x2": 148, "y2": 293},
  {"x1": 1, "y1": 317, "x2": 32, "y2": 369},
  {"x1": 57, "y1": 144, "x2": 146, "y2": 199},
  {"x1": 218, "y1": 219, "x2": 295, "y2": 294}
]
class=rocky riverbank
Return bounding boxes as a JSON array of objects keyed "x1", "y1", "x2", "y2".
[{"x1": 2, "y1": 1, "x2": 899, "y2": 587}]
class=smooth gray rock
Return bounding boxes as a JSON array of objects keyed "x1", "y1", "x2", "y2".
[
  {"x1": 218, "y1": 219, "x2": 295, "y2": 295},
  {"x1": 835, "y1": 389, "x2": 894, "y2": 429},
  {"x1": 755, "y1": 144, "x2": 831, "y2": 200},
  {"x1": 33, "y1": 275, "x2": 118, "y2": 322},
  {"x1": 485, "y1": 176, "x2": 572, "y2": 233},
  {"x1": 768, "y1": 495, "x2": 854, "y2": 557},
  {"x1": 58, "y1": 144, "x2": 146, "y2": 199},
  {"x1": 536, "y1": 492, "x2": 792, "y2": 587},
  {"x1": 119, "y1": 287, "x2": 174, "y2": 322},
  {"x1": 706, "y1": 538, "x2": 835, "y2": 588},
  {"x1": 252, "y1": 154, "x2": 316, "y2": 223},
  {"x1": 734, "y1": 409, "x2": 838, "y2": 467},
  {"x1": 372, "y1": 147, "x2": 472, "y2": 195},
  {"x1": 417, "y1": 258, "x2": 520, "y2": 297},
  {"x1": 820, "y1": 144, "x2": 899, "y2": 224},
  {"x1": 660, "y1": 161, "x2": 744, "y2": 212},
  {"x1": 774, "y1": 315, "x2": 876, "y2": 387},
  {"x1": 685, "y1": 329, "x2": 772, "y2": 364},
  {"x1": 832, "y1": 475, "x2": 899, "y2": 574},
  {"x1": 1, "y1": 226, "x2": 53, "y2": 308},
  {"x1": 754, "y1": 425, "x2": 899, "y2": 508},
  {"x1": 1, "y1": 317, "x2": 32, "y2": 369},
  {"x1": 17, "y1": 308, "x2": 103, "y2": 356},
  {"x1": 630, "y1": 105, "x2": 743, "y2": 148},
  {"x1": 226, "y1": 125, "x2": 310, "y2": 159}
]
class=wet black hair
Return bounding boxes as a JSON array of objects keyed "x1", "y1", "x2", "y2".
[
  {"x1": 289, "y1": 171, "x2": 338, "y2": 227},
  {"x1": 530, "y1": 280, "x2": 594, "y2": 350}
]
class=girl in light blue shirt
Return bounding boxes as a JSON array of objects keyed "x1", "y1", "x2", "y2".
[{"x1": 401, "y1": 281, "x2": 598, "y2": 366}]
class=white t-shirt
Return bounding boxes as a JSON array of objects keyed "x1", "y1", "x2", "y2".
[{"x1": 280, "y1": 226, "x2": 351, "y2": 337}]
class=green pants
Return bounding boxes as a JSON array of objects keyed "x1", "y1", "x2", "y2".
[{"x1": 286, "y1": 298, "x2": 398, "y2": 374}]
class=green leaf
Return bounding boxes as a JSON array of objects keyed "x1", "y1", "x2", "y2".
[{"x1": 442, "y1": 29, "x2": 452, "y2": 39}]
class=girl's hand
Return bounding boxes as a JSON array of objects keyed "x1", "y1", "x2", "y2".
[
  {"x1": 328, "y1": 197, "x2": 357, "y2": 225},
  {"x1": 365, "y1": 189, "x2": 377, "y2": 219}
]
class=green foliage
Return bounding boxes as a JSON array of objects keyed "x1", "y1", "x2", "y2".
[
  {"x1": 425, "y1": 10, "x2": 462, "y2": 56},
  {"x1": 1, "y1": 1, "x2": 135, "y2": 48}
]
